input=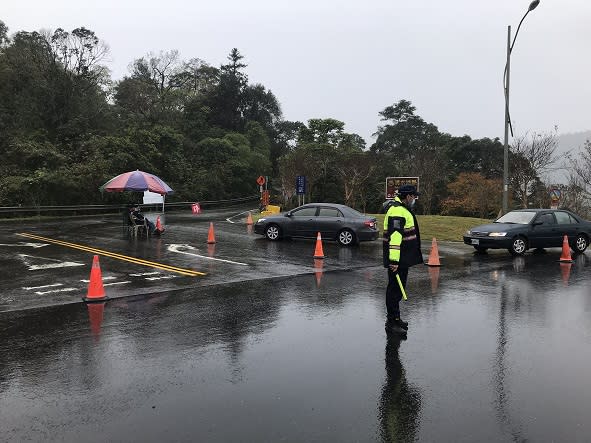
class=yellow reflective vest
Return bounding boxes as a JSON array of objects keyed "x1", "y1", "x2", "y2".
[{"x1": 383, "y1": 197, "x2": 423, "y2": 267}]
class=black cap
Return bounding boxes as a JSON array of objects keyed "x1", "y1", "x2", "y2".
[{"x1": 398, "y1": 185, "x2": 420, "y2": 196}]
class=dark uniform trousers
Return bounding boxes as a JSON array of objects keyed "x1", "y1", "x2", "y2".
[{"x1": 386, "y1": 266, "x2": 409, "y2": 320}]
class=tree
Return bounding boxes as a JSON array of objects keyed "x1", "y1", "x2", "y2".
[
  {"x1": 0, "y1": 20, "x2": 8, "y2": 47},
  {"x1": 370, "y1": 100, "x2": 446, "y2": 213},
  {"x1": 444, "y1": 136, "x2": 504, "y2": 179},
  {"x1": 569, "y1": 140, "x2": 591, "y2": 189},
  {"x1": 510, "y1": 131, "x2": 559, "y2": 208},
  {"x1": 49, "y1": 27, "x2": 109, "y2": 81},
  {"x1": 207, "y1": 48, "x2": 248, "y2": 131},
  {"x1": 564, "y1": 140, "x2": 591, "y2": 217},
  {"x1": 269, "y1": 120, "x2": 305, "y2": 174},
  {"x1": 334, "y1": 150, "x2": 376, "y2": 210},
  {"x1": 293, "y1": 119, "x2": 347, "y2": 202},
  {"x1": 412, "y1": 145, "x2": 447, "y2": 215},
  {"x1": 115, "y1": 50, "x2": 187, "y2": 126},
  {"x1": 561, "y1": 171, "x2": 591, "y2": 217},
  {"x1": 174, "y1": 58, "x2": 219, "y2": 97},
  {"x1": 441, "y1": 172, "x2": 501, "y2": 218},
  {"x1": 241, "y1": 83, "x2": 282, "y2": 133},
  {"x1": 371, "y1": 100, "x2": 440, "y2": 166},
  {"x1": 278, "y1": 147, "x2": 317, "y2": 207}
]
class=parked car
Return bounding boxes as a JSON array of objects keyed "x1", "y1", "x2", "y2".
[
  {"x1": 463, "y1": 209, "x2": 591, "y2": 256},
  {"x1": 254, "y1": 203, "x2": 379, "y2": 246}
]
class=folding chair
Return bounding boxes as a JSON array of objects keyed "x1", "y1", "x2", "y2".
[{"x1": 129, "y1": 212, "x2": 149, "y2": 238}]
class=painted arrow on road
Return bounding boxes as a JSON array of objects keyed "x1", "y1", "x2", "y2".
[
  {"x1": 167, "y1": 244, "x2": 248, "y2": 266},
  {"x1": 18, "y1": 254, "x2": 85, "y2": 270}
]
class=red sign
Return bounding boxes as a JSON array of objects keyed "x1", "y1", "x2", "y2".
[
  {"x1": 261, "y1": 190, "x2": 270, "y2": 206},
  {"x1": 256, "y1": 176, "x2": 266, "y2": 186},
  {"x1": 191, "y1": 203, "x2": 201, "y2": 214}
]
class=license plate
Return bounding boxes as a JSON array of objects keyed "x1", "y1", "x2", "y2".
[{"x1": 471, "y1": 239, "x2": 479, "y2": 245}]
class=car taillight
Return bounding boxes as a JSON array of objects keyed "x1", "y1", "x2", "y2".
[{"x1": 364, "y1": 220, "x2": 376, "y2": 228}]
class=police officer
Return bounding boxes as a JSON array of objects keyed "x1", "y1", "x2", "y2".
[{"x1": 383, "y1": 185, "x2": 423, "y2": 334}]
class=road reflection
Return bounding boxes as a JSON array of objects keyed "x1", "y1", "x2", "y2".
[
  {"x1": 493, "y1": 283, "x2": 526, "y2": 442},
  {"x1": 378, "y1": 335, "x2": 421, "y2": 443}
]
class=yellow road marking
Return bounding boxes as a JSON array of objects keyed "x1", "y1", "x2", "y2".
[{"x1": 17, "y1": 233, "x2": 205, "y2": 277}]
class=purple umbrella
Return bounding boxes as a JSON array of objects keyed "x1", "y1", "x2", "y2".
[{"x1": 100, "y1": 170, "x2": 174, "y2": 195}]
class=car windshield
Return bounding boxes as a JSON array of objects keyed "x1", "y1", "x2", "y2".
[{"x1": 495, "y1": 211, "x2": 536, "y2": 224}]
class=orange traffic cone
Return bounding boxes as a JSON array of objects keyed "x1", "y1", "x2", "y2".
[
  {"x1": 87, "y1": 302, "x2": 105, "y2": 341},
  {"x1": 429, "y1": 266, "x2": 440, "y2": 294},
  {"x1": 246, "y1": 212, "x2": 253, "y2": 225},
  {"x1": 155, "y1": 215, "x2": 164, "y2": 232},
  {"x1": 560, "y1": 263, "x2": 572, "y2": 287},
  {"x1": 314, "y1": 258, "x2": 324, "y2": 287},
  {"x1": 313, "y1": 232, "x2": 325, "y2": 259},
  {"x1": 559, "y1": 235, "x2": 573, "y2": 262},
  {"x1": 207, "y1": 222, "x2": 216, "y2": 244},
  {"x1": 83, "y1": 255, "x2": 107, "y2": 302},
  {"x1": 426, "y1": 237, "x2": 441, "y2": 266}
]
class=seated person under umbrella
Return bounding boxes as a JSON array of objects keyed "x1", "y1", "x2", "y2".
[{"x1": 128, "y1": 205, "x2": 164, "y2": 235}]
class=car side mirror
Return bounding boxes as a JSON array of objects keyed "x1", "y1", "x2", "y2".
[{"x1": 532, "y1": 220, "x2": 543, "y2": 226}]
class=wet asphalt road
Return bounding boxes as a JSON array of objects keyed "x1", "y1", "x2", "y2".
[{"x1": 1, "y1": 208, "x2": 591, "y2": 442}]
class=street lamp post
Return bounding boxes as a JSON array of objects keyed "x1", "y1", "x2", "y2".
[{"x1": 502, "y1": 0, "x2": 540, "y2": 214}]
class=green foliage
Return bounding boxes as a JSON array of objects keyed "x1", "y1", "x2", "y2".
[{"x1": 0, "y1": 21, "x2": 553, "y2": 214}]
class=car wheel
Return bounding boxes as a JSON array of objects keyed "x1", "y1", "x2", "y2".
[
  {"x1": 474, "y1": 246, "x2": 488, "y2": 254},
  {"x1": 337, "y1": 229, "x2": 356, "y2": 246},
  {"x1": 574, "y1": 234, "x2": 588, "y2": 253},
  {"x1": 265, "y1": 224, "x2": 281, "y2": 241},
  {"x1": 508, "y1": 236, "x2": 527, "y2": 256}
]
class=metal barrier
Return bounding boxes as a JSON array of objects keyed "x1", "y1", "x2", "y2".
[{"x1": 0, "y1": 196, "x2": 259, "y2": 218}]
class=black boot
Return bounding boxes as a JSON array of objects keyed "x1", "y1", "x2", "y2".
[
  {"x1": 385, "y1": 320, "x2": 407, "y2": 335},
  {"x1": 387, "y1": 317, "x2": 409, "y2": 330}
]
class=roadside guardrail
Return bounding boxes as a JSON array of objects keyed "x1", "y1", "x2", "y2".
[{"x1": 0, "y1": 196, "x2": 259, "y2": 218}]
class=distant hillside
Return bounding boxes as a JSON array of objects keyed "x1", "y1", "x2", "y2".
[{"x1": 557, "y1": 130, "x2": 591, "y2": 156}]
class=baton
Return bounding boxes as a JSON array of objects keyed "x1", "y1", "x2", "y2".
[{"x1": 396, "y1": 273, "x2": 407, "y2": 300}]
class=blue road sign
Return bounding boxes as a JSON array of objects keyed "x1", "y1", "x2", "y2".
[{"x1": 296, "y1": 175, "x2": 306, "y2": 195}]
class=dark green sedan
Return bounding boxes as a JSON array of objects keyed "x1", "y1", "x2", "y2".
[{"x1": 463, "y1": 209, "x2": 591, "y2": 255}]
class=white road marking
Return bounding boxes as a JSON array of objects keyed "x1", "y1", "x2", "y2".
[
  {"x1": 167, "y1": 244, "x2": 248, "y2": 266},
  {"x1": 104, "y1": 281, "x2": 131, "y2": 286},
  {"x1": 23, "y1": 283, "x2": 63, "y2": 291},
  {"x1": 0, "y1": 242, "x2": 49, "y2": 248},
  {"x1": 35, "y1": 288, "x2": 78, "y2": 295},
  {"x1": 80, "y1": 276, "x2": 117, "y2": 282},
  {"x1": 129, "y1": 272, "x2": 161, "y2": 276},
  {"x1": 226, "y1": 208, "x2": 258, "y2": 224},
  {"x1": 145, "y1": 275, "x2": 177, "y2": 281}
]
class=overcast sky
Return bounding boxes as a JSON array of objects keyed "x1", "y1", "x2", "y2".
[{"x1": 3, "y1": 1, "x2": 590, "y2": 145}]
